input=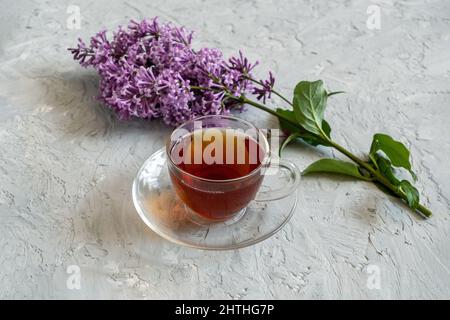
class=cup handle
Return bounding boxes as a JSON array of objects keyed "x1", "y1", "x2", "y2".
[{"x1": 254, "y1": 153, "x2": 301, "y2": 202}]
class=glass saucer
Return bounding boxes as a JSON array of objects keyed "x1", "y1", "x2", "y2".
[{"x1": 132, "y1": 147, "x2": 298, "y2": 250}]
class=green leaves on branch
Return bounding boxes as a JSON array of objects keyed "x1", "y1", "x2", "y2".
[
  {"x1": 276, "y1": 108, "x2": 331, "y2": 153},
  {"x1": 370, "y1": 133, "x2": 417, "y2": 181},
  {"x1": 276, "y1": 80, "x2": 332, "y2": 154},
  {"x1": 270, "y1": 79, "x2": 431, "y2": 218},
  {"x1": 369, "y1": 134, "x2": 421, "y2": 211},
  {"x1": 276, "y1": 108, "x2": 299, "y2": 134},
  {"x1": 372, "y1": 153, "x2": 400, "y2": 186},
  {"x1": 303, "y1": 159, "x2": 371, "y2": 181},
  {"x1": 398, "y1": 180, "x2": 419, "y2": 209}
]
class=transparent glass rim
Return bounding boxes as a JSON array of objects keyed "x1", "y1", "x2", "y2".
[{"x1": 165, "y1": 114, "x2": 271, "y2": 184}]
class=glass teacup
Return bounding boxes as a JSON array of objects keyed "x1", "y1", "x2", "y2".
[{"x1": 166, "y1": 115, "x2": 300, "y2": 224}]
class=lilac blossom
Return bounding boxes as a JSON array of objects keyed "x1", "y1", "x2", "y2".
[
  {"x1": 253, "y1": 72, "x2": 275, "y2": 104},
  {"x1": 69, "y1": 17, "x2": 274, "y2": 126}
]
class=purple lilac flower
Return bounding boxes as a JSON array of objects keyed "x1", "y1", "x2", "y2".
[
  {"x1": 253, "y1": 71, "x2": 275, "y2": 104},
  {"x1": 68, "y1": 17, "x2": 274, "y2": 126}
]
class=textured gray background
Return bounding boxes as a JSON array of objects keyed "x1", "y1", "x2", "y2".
[{"x1": 0, "y1": 0, "x2": 449, "y2": 299}]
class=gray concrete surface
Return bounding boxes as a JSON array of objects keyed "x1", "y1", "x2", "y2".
[{"x1": 0, "y1": 0, "x2": 449, "y2": 299}]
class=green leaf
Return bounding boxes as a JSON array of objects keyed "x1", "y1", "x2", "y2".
[
  {"x1": 276, "y1": 108, "x2": 331, "y2": 147},
  {"x1": 279, "y1": 133, "x2": 301, "y2": 156},
  {"x1": 370, "y1": 133, "x2": 416, "y2": 181},
  {"x1": 303, "y1": 158, "x2": 371, "y2": 181},
  {"x1": 321, "y1": 120, "x2": 331, "y2": 139},
  {"x1": 372, "y1": 154, "x2": 421, "y2": 209},
  {"x1": 372, "y1": 154, "x2": 400, "y2": 197},
  {"x1": 300, "y1": 120, "x2": 331, "y2": 146},
  {"x1": 292, "y1": 80, "x2": 328, "y2": 136},
  {"x1": 373, "y1": 153, "x2": 400, "y2": 186},
  {"x1": 398, "y1": 180, "x2": 420, "y2": 209},
  {"x1": 276, "y1": 108, "x2": 301, "y2": 134}
]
